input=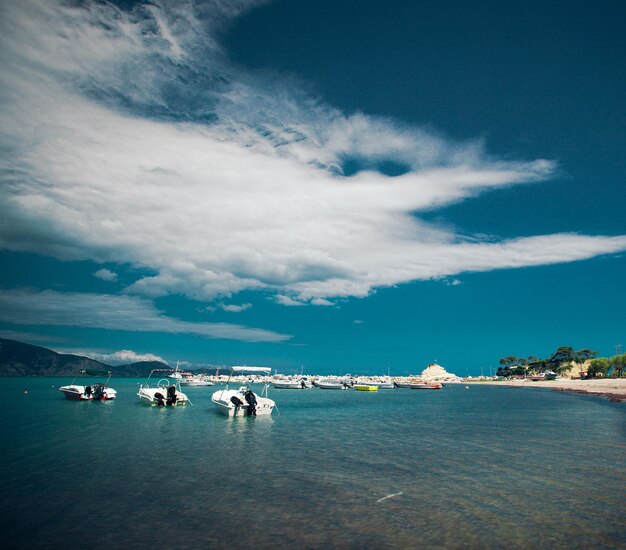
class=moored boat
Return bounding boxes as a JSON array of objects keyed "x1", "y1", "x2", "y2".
[
  {"x1": 59, "y1": 369, "x2": 117, "y2": 401},
  {"x1": 316, "y1": 379, "x2": 350, "y2": 390},
  {"x1": 273, "y1": 379, "x2": 308, "y2": 389},
  {"x1": 137, "y1": 369, "x2": 190, "y2": 406},
  {"x1": 211, "y1": 367, "x2": 275, "y2": 417},
  {"x1": 354, "y1": 384, "x2": 378, "y2": 391},
  {"x1": 410, "y1": 382, "x2": 443, "y2": 390}
]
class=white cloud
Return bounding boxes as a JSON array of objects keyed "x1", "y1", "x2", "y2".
[
  {"x1": 93, "y1": 268, "x2": 118, "y2": 282},
  {"x1": 77, "y1": 349, "x2": 167, "y2": 365},
  {"x1": 0, "y1": 0, "x2": 624, "y2": 309},
  {"x1": 0, "y1": 289, "x2": 290, "y2": 343},
  {"x1": 274, "y1": 295, "x2": 306, "y2": 307},
  {"x1": 220, "y1": 302, "x2": 252, "y2": 313}
]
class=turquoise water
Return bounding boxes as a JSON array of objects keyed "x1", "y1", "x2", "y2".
[{"x1": 0, "y1": 378, "x2": 624, "y2": 549}]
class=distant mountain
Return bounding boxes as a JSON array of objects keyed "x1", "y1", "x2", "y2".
[
  {"x1": 0, "y1": 339, "x2": 171, "y2": 377},
  {"x1": 0, "y1": 338, "x2": 110, "y2": 376}
]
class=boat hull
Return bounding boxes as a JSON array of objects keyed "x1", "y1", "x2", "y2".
[
  {"x1": 316, "y1": 382, "x2": 348, "y2": 390},
  {"x1": 137, "y1": 386, "x2": 189, "y2": 406},
  {"x1": 410, "y1": 383, "x2": 443, "y2": 390},
  {"x1": 59, "y1": 385, "x2": 116, "y2": 400},
  {"x1": 273, "y1": 382, "x2": 306, "y2": 389},
  {"x1": 354, "y1": 385, "x2": 378, "y2": 391}
]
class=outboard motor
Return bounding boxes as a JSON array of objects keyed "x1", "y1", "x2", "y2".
[
  {"x1": 301, "y1": 380, "x2": 306, "y2": 389},
  {"x1": 166, "y1": 385, "x2": 177, "y2": 406},
  {"x1": 243, "y1": 389, "x2": 257, "y2": 416},
  {"x1": 93, "y1": 385, "x2": 105, "y2": 400},
  {"x1": 230, "y1": 395, "x2": 244, "y2": 413},
  {"x1": 154, "y1": 391, "x2": 165, "y2": 406}
]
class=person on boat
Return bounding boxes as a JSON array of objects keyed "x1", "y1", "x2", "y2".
[
  {"x1": 84, "y1": 385, "x2": 93, "y2": 398},
  {"x1": 243, "y1": 389, "x2": 257, "y2": 416}
]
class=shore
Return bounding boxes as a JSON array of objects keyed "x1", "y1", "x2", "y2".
[{"x1": 466, "y1": 378, "x2": 626, "y2": 402}]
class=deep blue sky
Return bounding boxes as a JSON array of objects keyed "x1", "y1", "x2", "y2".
[{"x1": 0, "y1": 0, "x2": 624, "y2": 375}]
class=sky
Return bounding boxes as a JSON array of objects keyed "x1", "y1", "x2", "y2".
[{"x1": 0, "y1": 0, "x2": 624, "y2": 375}]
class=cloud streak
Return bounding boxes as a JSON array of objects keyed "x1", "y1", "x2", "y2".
[
  {"x1": 0, "y1": 289, "x2": 290, "y2": 343},
  {"x1": 0, "y1": 0, "x2": 624, "y2": 308}
]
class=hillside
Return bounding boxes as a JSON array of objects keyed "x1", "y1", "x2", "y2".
[{"x1": 0, "y1": 339, "x2": 170, "y2": 377}]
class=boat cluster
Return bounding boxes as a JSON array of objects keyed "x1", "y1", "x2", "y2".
[
  {"x1": 59, "y1": 366, "x2": 276, "y2": 417},
  {"x1": 273, "y1": 376, "x2": 444, "y2": 391},
  {"x1": 59, "y1": 366, "x2": 451, "y2": 416}
]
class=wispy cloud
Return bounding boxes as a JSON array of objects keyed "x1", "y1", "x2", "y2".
[
  {"x1": 0, "y1": 289, "x2": 290, "y2": 343},
  {"x1": 0, "y1": 0, "x2": 624, "y2": 308}
]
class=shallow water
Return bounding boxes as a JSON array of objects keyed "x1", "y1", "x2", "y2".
[{"x1": 1, "y1": 378, "x2": 624, "y2": 549}]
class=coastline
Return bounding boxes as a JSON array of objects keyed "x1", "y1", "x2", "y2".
[{"x1": 465, "y1": 378, "x2": 626, "y2": 402}]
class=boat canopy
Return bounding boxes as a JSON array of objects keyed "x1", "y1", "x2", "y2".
[
  {"x1": 79, "y1": 369, "x2": 112, "y2": 376},
  {"x1": 231, "y1": 366, "x2": 271, "y2": 374}
]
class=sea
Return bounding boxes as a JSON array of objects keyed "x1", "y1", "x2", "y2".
[{"x1": 0, "y1": 378, "x2": 624, "y2": 549}]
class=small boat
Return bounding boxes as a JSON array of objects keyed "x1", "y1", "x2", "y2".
[
  {"x1": 316, "y1": 379, "x2": 350, "y2": 390},
  {"x1": 137, "y1": 369, "x2": 190, "y2": 406},
  {"x1": 273, "y1": 379, "x2": 308, "y2": 389},
  {"x1": 356, "y1": 379, "x2": 394, "y2": 389},
  {"x1": 410, "y1": 382, "x2": 443, "y2": 390},
  {"x1": 354, "y1": 384, "x2": 378, "y2": 391},
  {"x1": 211, "y1": 367, "x2": 275, "y2": 417},
  {"x1": 180, "y1": 375, "x2": 214, "y2": 387},
  {"x1": 59, "y1": 369, "x2": 117, "y2": 401}
]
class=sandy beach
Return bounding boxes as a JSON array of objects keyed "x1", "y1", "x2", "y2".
[{"x1": 467, "y1": 378, "x2": 626, "y2": 401}]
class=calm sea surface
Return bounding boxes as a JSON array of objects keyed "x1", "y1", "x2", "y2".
[{"x1": 0, "y1": 378, "x2": 624, "y2": 549}]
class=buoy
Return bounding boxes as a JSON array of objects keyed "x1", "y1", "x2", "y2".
[{"x1": 24, "y1": 390, "x2": 28, "y2": 394}]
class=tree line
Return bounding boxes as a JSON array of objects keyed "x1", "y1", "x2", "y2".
[{"x1": 496, "y1": 346, "x2": 626, "y2": 378}]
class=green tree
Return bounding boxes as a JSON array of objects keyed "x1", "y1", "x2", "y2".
[
  {"x1": 587, "y1": 357, "x2": 610, "y2": 378},
  {"x1": 610, "y1": 353, "x2": 626, "y2": 378}
]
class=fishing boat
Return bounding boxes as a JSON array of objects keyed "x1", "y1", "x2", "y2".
[
  {"x1": 59, "y1": 369, "x2": 117, "y2": 401},
  {"x1": 354, "y1": 384, "x2": 378, "y2": 391},
  {"x1": 137, "y1": 369, "x2": 190, "y2": 406},
  {"x1": 410, "y1": 381, "x2": 443, "y2": 390},
  {"x1": 211, "y1": 367, "x2": 275, "y2": 417}
]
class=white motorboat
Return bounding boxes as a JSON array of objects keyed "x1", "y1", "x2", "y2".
[
  {"x1": 273, "y1": 379, "x2": 308, "y2": 389},
  {"x1": 137, "y1": 369, "x2": 190, "y2": 406},
  {"x1": 211, "y1": 367, "x2": 275, "y2": 417},
  {"x1": 316, "y1": 379, "x2": 350, "y2": 390},
  {"x1": 180, "y1": 375, "x2": 214, "y2": 387},
  {"x1": 59, "y1": 369, "x2": 117, "y2": 401}
]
